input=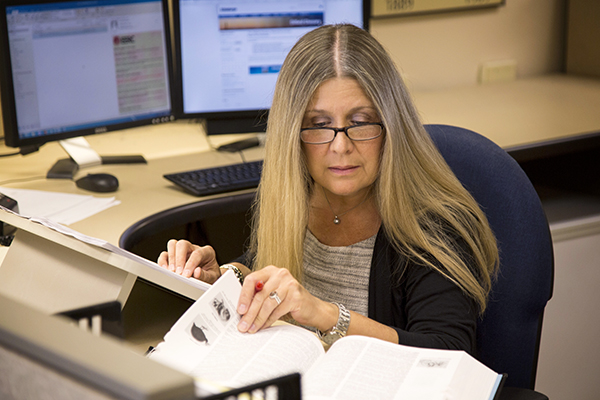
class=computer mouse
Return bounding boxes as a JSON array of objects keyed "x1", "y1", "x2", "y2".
[{"x1": 75, "y1": 173, "x2": 119, "y2": 193}]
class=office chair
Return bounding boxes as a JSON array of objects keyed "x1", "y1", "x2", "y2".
[
  {"x1": 119, "y1": 191, "x2": 256, "y2": 265},
  {"x1": 426, "y1": 124, "x2": 554, "y2": 398}
]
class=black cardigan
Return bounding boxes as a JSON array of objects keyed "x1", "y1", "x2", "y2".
[
  {"x1": 369, "y1": 226, "x2": 478, "y2": 354},
  {"x1": 235, "y1": 226, "x2": 478, "y2": 354}
]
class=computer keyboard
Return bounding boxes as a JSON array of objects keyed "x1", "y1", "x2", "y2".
[{"x1": 164, "y1": 160, "x2": 263, "y2": 196}]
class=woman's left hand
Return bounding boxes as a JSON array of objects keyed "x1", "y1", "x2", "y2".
[{"x1": 237, "y1": 265, "x2": 338, "y2": 334}]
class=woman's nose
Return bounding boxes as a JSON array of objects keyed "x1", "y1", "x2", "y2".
[{"x1": 329, "y1": 129, "x2": 353, "y2": 153}]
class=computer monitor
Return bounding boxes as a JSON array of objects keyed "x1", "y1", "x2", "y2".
[
  {"x1": 172, "y1": 0, "x2": 370, "y2": 135},
  {"x1": 0, "y1": 0, "x2": 175, "y2": 177}
]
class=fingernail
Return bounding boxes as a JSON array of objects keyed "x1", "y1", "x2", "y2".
[
  {"x1": 249, "y1": 324, "x2": 257, "y2": 333},
  {"x1": 238, "y1": 321, "x2": 248, "y2": 332},
  {"x1": 175, "y1": 267, "x2": 182, "y2": 274},
  {"x1": 238, "y1": 304, "x2": 247, "y2": 314}
]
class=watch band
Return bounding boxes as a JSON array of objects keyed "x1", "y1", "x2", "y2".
[
  {"x1": 317, "y1": 302, "x2": 351, "y2": 346},
  {"x1": 219, "y1": 264, "x2": 244, "y2": 284}
]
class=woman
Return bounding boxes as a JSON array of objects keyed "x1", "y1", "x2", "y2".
[{"x1": 158, "y1": 24, "x2": 498, "y2": 353}]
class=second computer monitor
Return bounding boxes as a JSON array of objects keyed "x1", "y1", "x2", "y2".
[{"x1": 173, "y1": 0, "x2": 370, "y2": 134}]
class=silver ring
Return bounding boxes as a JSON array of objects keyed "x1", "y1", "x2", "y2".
[{"x1": 269, "y1": 291, "x2": 282, "y2": 305}]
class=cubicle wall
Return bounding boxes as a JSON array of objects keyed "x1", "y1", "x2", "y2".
[{"x1": 0, "y1": 294, "x2": 195, "y2": 400}]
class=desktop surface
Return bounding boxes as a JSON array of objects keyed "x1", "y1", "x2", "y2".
[
  {"x1": 412, "y1": 74, "x2": 600, "y2": 161},
  {"x1": 1, "y1": 74, "x2": 600, "y2": 247},
  {"x1": 0, "y1": 120, "x2": 262, "y2": 245}
]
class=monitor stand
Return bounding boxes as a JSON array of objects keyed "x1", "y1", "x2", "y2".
[{"x1": 46, "y1": 137, "x2": 147, "y2": 180}]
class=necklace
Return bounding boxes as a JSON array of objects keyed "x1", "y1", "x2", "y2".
[{"x1": 322, "y1": 187, "x2": 370, "y2": 225}]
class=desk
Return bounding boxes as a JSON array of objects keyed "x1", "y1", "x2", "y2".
[
  {"x1": 0, "y1": 120, "x2": 264, "y2": 245},
  {"x1": 2, "y1": 74, "x2": 600, "y2": 362},
  {"x1": 412, "y1": 74, "x2": 600, "y2": 162},
  {"x1": 2, "y1": 74, "x2": 600, "y2": 244}
]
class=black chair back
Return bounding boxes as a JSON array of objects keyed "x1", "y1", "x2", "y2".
[{"x1": 427, "y1": 124, "x2": 554, "y2": 389}]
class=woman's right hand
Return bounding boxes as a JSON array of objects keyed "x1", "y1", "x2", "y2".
[{"x1": 157, "y1": 239, "x2": 221, "y2": 284}]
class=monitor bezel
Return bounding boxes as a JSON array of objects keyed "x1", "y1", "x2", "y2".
[
  {"x1": 171, "y1": 0, "x2": 372, "y2": 135},
  {"x1": 0, "y1": 0, "x2": 177, "y2": 149}
]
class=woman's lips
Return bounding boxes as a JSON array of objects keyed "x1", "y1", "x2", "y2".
[{"x1": 329, "y1": 165, "x2": 358, "y2": 175}]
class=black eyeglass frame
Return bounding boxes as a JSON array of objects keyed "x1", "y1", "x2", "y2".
[{"x1": 300, "y1": 123, "x2": 384, "y2": 144}]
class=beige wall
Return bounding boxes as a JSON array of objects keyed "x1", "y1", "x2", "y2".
[{"x1": 370, "y1": 0, "x2": 567, "y2": 91}]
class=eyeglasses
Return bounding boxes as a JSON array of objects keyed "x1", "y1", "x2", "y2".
[{"x1": 300, "y1": 123, "x2": 384, "y2": 144}]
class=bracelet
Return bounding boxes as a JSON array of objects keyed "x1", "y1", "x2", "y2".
[
  {"x1": 317, "y1": 303, "x2": 351, "y2": 346},
  {"x1": 220, "y1": 264, "x2": 244, "y2": 284}
]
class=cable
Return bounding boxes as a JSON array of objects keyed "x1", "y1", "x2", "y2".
[
  {"x1": 0, "y1": 150, "x2": 21, "y2": 157},
  {"x1": 0, "y1": 145, "x2": 40, "y2": 158}
]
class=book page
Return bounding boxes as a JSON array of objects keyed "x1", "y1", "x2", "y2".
[
  {"x1": 149, "y1": 271, "x2": 325, "y2": 393},
  {"x1": 303, "y1": 335, "x2": 499, "y2": 400},
  {"x1": 447, "y1": 353, "x2": 505, "y2": 399}
]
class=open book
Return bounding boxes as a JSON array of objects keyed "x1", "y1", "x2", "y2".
[{"x1": 148, "y1": 271, "x2": 505, "y2": 399}]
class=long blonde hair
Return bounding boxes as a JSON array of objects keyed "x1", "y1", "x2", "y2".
[{"x1": 250, "y1": 24, "x2": 498, "y2": 312}]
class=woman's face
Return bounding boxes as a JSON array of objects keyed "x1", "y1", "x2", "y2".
[{"x1": 302, "y1": 77, "x2": 384, "y2": 201}]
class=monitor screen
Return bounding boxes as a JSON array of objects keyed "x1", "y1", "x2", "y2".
[
  {"x1": 0, "y1": 0, "x2": 175, "y2": 149},
  {"x1": 173, "y1": 0, "x2": 370, "y2": 134}
]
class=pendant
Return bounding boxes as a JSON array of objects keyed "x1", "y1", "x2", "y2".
[{"x1": 333, "y1": 216, "x2": 340, "y2": 224}]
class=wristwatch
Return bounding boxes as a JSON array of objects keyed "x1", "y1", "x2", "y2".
[
  {"x1": 317, "y1": 303, "x2": 351, "y2": 346},
  {"x1": 219, "y1": 264, "x2": 244, "y2": 284}
]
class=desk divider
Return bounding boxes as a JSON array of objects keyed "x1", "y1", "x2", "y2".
[
  {"x1": 0, "y1": 228, "x2": 136, "y2": 314},
  {"x1": 0, "y1": 207, "x2": 207, "y2": 351}
]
